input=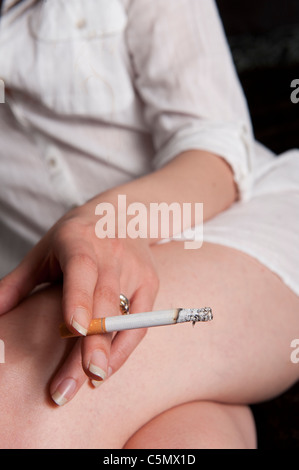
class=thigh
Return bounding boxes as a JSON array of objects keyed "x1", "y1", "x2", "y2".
[
  {"x1": 149, "y1": 241, "x2": 299, "y2": 404},
  {"x1": 0, "y1": 241, "x2": 298, "y2": 448},
  {"x1": 124, "y1": 401, "x2": 257, "y2": 449}
]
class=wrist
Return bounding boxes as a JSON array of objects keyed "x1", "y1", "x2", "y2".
[{"x1": 93, "y1": 191, "x2": 157, "y2": 245}]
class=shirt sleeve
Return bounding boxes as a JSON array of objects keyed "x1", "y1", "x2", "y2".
[{"x1": 125, "y1": 0, "x2": 254, "y2": 201}]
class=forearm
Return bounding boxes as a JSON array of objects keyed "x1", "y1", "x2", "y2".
[
  {"x1": 92, "y1": 150, "x2": 237, "y2": 243},
  {"x1": 0, "y1": 150, "x2": 237, "y2": 413}
]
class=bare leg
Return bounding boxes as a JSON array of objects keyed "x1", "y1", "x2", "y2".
[
  {"x1": 124, "y1": 401, "x2": 256, "y2": 449},
  {"x1": 0, "y1": 241, "x2": 298, "y2": 448}
]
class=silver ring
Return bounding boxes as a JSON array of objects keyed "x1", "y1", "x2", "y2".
[{"x1": 120, "y1": 294, "x2": 130, "y2": 314}]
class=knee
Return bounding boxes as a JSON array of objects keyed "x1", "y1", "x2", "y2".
[{"x1": 124, "y1": 401, "x2": 257, "y2": 449}]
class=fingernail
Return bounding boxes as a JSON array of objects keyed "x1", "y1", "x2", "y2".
[
  {"x1": 51, "y1": 378, "x2": 77, "y2": 406},
  {"x1": 89, "y1": 350, "x2": 108, "y2": 380},
  {"x1": 71, "y1": 307, "x2": 89, "y2": 336}
]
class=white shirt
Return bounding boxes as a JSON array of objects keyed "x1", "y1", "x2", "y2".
[{"x1": 0, "y1": 0, "x2": 256, "y2": 276}]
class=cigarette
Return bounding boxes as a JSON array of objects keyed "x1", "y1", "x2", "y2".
[{"x1": 59, "y1": 307, "x2": 213, "y2": 338}]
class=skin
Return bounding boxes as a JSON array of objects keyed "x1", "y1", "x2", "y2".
[
  {"x1": 0, "y1": 150, "x2": 236, "y2": 402},
  {"x1": 0, "y1": 242, "x2": 298, "y2": 448},
  {"x1": 0, "y1": 150, "x2": 298, "y2": 448}
]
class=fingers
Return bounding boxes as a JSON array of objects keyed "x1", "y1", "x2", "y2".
[
  {"x1": 81, "y1": 262, "x2": 121, "y2": 384},
  {"x1": 50, "y1": 258, "x2": 159, "y2": 404},
  {"x1": 50, "y1": 262, "x2": 124, "y2": 402},
  {"x1": 107, "y1": 278, "x2": 159, "y2": 378},
  {"x1": 50, "y1": 234, "x2": 124, "y2": 397},
  {"x1": 50, "y1": 338, "x2": 87, "y2": 406},
  {"x1": 80, "y1": 258, "x2": 159, "y2": 389},
  {"x1": 61, "y1": 249, "x2": 98, "y2": 336},
  {"x1": 0, "y1": 207, "x2": 161, "y2": 407}
]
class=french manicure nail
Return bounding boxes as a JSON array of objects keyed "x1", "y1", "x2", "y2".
[
  {"x1": 71, "y1": 307, "x2": 89, "y2": 336},
  {"x1": 89, "y1": 350, "x2": 108, "y2": 380},
  {"x1": 51, "y1": 377, "x2": 77, "y2": 406}
]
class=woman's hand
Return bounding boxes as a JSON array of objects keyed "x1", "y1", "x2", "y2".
[
  {"x1": 0, "y1": 149, "x2": 236, "y2": 405},
  {"x1": 0, "y1": 196, "x2": 159, "y2": 405}
]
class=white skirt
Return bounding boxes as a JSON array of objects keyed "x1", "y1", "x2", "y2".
[
  {"x1": 1, "y1": 101, "x2": 299, "y2": 298},
  {"x1": 177, "y1": 142, "x2": 299, "y2": 297}
]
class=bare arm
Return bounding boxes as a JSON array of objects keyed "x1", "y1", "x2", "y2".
[
  {"x1": 0, "y1": 148, "x2": 237, "y2": 405},
  {"x1": 92, "y1": 149, "x2": 237, "y2": 241}
]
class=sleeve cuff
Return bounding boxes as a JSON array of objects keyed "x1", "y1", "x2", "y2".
[{"x1": 152, "y1": 121, "x2": 254, "y2": 202}]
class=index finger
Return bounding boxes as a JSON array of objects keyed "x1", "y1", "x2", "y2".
[
  {"x1": 81, "y1": 263, "x2": 121, "y2": 383},
  {"x1": 60, "y1": 243, "x2": 99, "y2": 336}
]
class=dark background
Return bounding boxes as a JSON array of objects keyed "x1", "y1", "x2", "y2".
[
  {"x1": 216, "y1": 0, "x2": 299, "y2": 154},
  {"x1": 0, "y1": 0, "x2": 298, "y2": 450},
  {"x1": 216, "y1": 0, "x2": 299, "y2": 449}
]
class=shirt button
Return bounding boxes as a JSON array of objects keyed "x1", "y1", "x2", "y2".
[
  {"x1": 76, "y1": 18, "x2": 87, "y2": 29},
  {"x1": 48, "y1": 157, "x2": 57, "y2": 168},
  {"x1": 44, "y1": 146, "x2": 62, "y2": 172}
]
